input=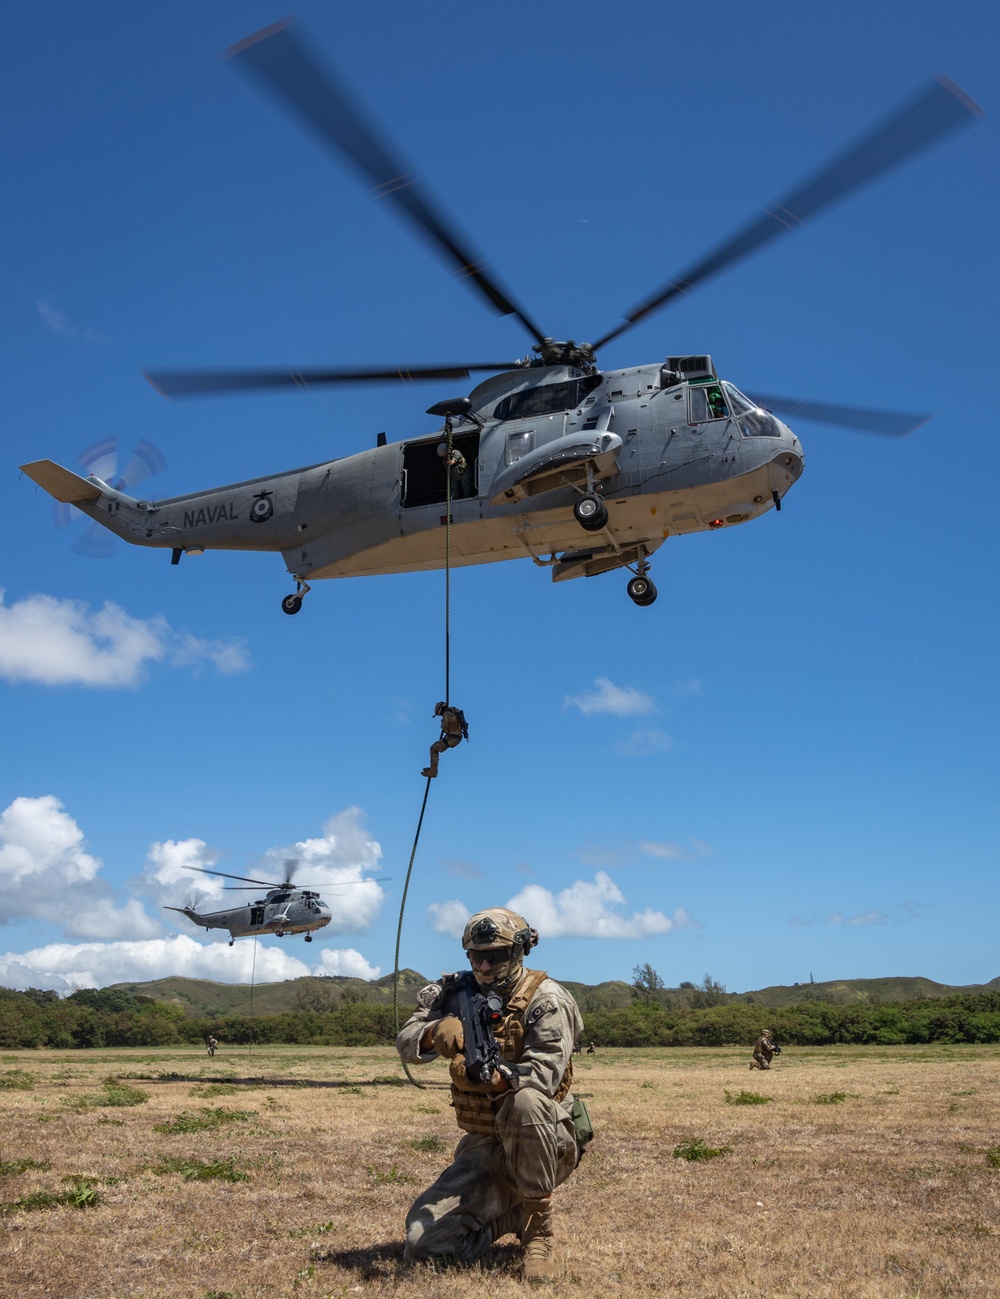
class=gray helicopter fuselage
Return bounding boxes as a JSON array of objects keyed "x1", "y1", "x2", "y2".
[
  {"x1": 27, "y1": 359, "x2": 804, "y2": 588},
  {"x1": 180, "y1": 890, "x2": 332, "y2": 940}
]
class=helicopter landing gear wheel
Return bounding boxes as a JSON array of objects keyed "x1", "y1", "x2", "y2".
[
  {"x1": 304, "y1": 934, "x2": 312, "y2": 943},
  {"x1": 574, "y1": 493, "x2": 608, "y2": 532},
  {"x1": 228, "y1": 939, "x2": 234, "y2": 947},
  {"x1": 281, "y1": 576, "x2": 311, "y2": 616},
  {"x1": 627, "y1": 575, "x2": 657, "y2": 606}
]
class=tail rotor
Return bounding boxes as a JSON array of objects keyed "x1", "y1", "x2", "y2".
[{"x1": 54, "y1": 436, "x2": 166, "y2": 557}]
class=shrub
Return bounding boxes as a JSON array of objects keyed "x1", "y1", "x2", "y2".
[
  {"x1": 724, "y1": 1090, "x2": 773, "y2": 1105},
  {"x1": 673, "y1": 1138, "x2": 731, "y2": 1161}
]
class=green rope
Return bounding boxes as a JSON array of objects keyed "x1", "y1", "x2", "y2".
[{"x1": 392, "y1": 417, "x2": 456, "y2": 1087}]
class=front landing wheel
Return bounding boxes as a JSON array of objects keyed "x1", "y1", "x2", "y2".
[
  {"x1": 281, "y1": 594, "x2": 303, "y2": 616},
  {"x1": 627, "y1": 576, "x2": 657, "y2": 606}
]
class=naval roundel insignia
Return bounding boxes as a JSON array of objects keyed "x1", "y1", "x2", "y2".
[{"x1": 250, "y1": 490, "x2": 274, "y2": 523}]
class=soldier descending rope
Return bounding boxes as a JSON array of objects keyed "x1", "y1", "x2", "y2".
[{"x1": 421, "y1": 701, "x2": 468, "y2": 779}]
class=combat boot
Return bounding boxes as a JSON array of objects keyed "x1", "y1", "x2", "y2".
[{"x1": 521, "y1": 1197, "x2": 555, "y2": 1282}]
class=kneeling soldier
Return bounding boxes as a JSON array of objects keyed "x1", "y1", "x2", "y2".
[{"x1": 396, "y1": 907, "x2": 584, "y2": 1281}]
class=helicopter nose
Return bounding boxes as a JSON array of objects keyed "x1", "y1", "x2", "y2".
[{"x1": 767, "y1": 429, "x2": 804, "y2": 499}]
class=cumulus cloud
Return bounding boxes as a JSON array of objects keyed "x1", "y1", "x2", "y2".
[
  {"x1": 37, "y1": 299, "x2": 108, "y2": 345},
  {"x1": 564, "y1": 677, "x2": 654, "y2": 717},
  {"x1": 0, "y1": 795, "x2": 159, "y2": 939},
  {"x1": 253, "y1": 807, "x2": 386, "y2": 935},
  {"x1": 430, "y1": 874, "x2": 687, "y2": 942},
  {"x1": 0, "y1": 934, "x2": 379, "y2": 995},
  {"x1": 317, "y1": 948, "x2": 380, "y2": 980},
  {"x1": 0, "y1": 591, "x2": 249, "y2": 687},
  {"x1": 428, "y1": 899, "x2": 472, "y2": 938},
  {"x1": 506, "y1": 873, "x2": 682, "y2": 939}
]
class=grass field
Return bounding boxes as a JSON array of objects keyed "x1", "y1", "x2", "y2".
[{"x1": 1, "y1": 1043, "x2": 998, "y2": 1298}]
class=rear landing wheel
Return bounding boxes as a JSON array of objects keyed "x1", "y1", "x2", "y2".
[
  {"x1": 281, "y1": 594, "x2": 303, "y2": 616},
  {"x1": 574, "y1": 493, "x2": 608, "y2": 532},
  {"x1": 627, "y1": 575, "x2": 657, "y2": 606},
  {"x1": 304, "y1": 934, "x2": 313, "y2": 943}
]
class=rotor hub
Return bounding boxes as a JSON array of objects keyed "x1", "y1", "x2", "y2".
[{"x1": 519, "y1": 339, "x2": 597, "y2": 373}]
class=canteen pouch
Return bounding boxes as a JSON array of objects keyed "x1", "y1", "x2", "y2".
[{"x1": 571, "y1": 1097, "x2": 594, "y2": 1152}]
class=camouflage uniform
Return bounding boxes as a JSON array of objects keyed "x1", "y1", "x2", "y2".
[
  {"x1": 421, "y1": 702, "x2": 466, "y2": 778},
  {"x1": 206, "y1": 1036, "x2": 218, "y2": 1057},
  {"x1": 445, "y1": 447, "x2": 473, "y2": 499},
  {"x1": 395, "y1": 908, "x2": 584, "y2": 1276},
  {"x1": 751, "y1": 1030, "x2": 775, "y2": 1070}
]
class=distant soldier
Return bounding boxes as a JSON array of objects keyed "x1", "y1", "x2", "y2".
[
  {"x1": 422, "y1": 701, "x2": 469, "y2": 779},
  {"x1": 586, "y1": 1040, "x2": 596, "y2": 1055},
  {"x1": 206, "y1": 1035, "x2": 218, "y2": 1057},
  {"x1": 750, "y1": 1028, "x2": 777, "y2": 1070}
]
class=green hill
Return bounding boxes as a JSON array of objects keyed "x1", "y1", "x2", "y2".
[
  {"x1": 107, "y1": 969, "x2": 427, "y2": 1017},
  {"x1": 103, "y1": 971, "x2": 999, "y2": 1017}
]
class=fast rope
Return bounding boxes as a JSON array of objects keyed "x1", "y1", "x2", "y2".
[
  {"x1": 392, "y1": 414, "x2": 457, "y2": 1087},
  {"x1": 247, "y1": 936, "x2": 258, "y2": 1061}
]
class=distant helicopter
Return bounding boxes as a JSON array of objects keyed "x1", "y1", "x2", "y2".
[
  {"x1": 164, "y1": 861, "x2": 382, "y2": 946},
  {"x1": 20, "y1": 24, "x2": 980, "y2": 609}
]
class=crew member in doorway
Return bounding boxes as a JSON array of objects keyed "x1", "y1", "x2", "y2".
[
  {"x1": 439, "y1": 443, "x2": 474, "y2": 499},
  {"x1": 422, "y1": 702, "x2": 469, "y2": 779}
]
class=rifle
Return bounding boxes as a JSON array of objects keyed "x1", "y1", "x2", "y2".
[{"x1": 444, "y1": 971, "x2": 518, "y2": 1086}]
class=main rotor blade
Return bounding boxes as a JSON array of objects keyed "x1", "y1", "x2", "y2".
[
  {"x1": 593, "y1": 76, "x2": 981, "y2": 351},
  {"x1": 186, "y1": 864, "x2": 282, "y2": 888},
  {"x1": 744, "y1": 392, "x2": 930, "y2": 437},
  {"x1": 221, "y1": 877, "x2": 392, "y2": 891},
  {"x1": 144, "y1": 362, "x2": 516, "y2": 399},
  {"x1": 226, "y1": 22, "x2": 547, "y2": 345}
]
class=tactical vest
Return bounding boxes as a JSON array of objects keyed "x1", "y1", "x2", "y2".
[{"x1": 447, "y1": 968, "x2": 573, "y2": 1134}]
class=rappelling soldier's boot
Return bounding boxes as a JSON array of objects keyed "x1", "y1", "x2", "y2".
[
  {"x1": 421, "y1": 763, "x2": 438, "y2": 778},
  {"x1": 521, "y1": 1197, "x2": 555, "y2": 1282}
]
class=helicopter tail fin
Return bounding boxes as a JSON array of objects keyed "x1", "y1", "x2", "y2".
[
  {"x1": 164, "y1": 905, "x2": 205, "y2": 926},
  {"x1": 20, "y1": 460, "x2": 103, "y2": 504}
]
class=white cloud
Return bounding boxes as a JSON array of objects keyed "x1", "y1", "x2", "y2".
[
  {"x1": 617, "y1": 728, "x2": 674, "y2": 756},
  {"x1": 0, "y1": 933, "x2": 379, "y2": 995},
  {"x1": 564, "y1": 677, "x2": 654, "y2": 717},
  {"x1": 831, "y1": 910, "x2": 891, "y2": 928},
  {"x1": 428, "y1": 899, "x2": 471, "y2": 938},
  {"x1": 0, "y1": 795, "x2": 158, "y2": 939},
  {"x1": 0, "y1": 591, "x2": 249, "y2": 688},
  {"x1": 638, "y1": 841, "x2": 684, "y2": 860},
  {"x1": 36, "y1": 299, "x2": 108, "y2": 345},
  {"x1": 254, "y1": 807, "x2": 385, "y2": 935},
  {"x1": 430, "y1": 872, "x2": 692, "y2": 943},
  {"x1": 317, "y1": 948, "x2": 381, "y2": 980}
]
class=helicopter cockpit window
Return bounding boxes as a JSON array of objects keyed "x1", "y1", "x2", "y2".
[
  {"x1": 688, "y1": 383, "x2": 730, "y2": 424},
  {"x1": 722, "y1": 383, "x2": 780, "y2": 437},
  {"x1": 493, "y1": 375, "x2": 602, "y2": 422},
  {"x1": 505, "y1": 431, "x2": 534, "y2": 466}
]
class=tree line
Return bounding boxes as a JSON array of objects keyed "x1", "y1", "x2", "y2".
[{"x1": 2, "y1": 983, "x2": 1000, "y2": 1050}]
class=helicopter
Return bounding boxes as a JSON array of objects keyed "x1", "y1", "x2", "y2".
[
  {"x1": 164, "y1": 861, "x2": 381, "y2": 946},
  {"x1": 20, "y1": 23, "x2": 980, "y2": 610}
]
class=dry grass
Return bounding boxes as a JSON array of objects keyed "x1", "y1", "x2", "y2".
[{"x1": 1, "y1": 1043, "x2": 998, "y2": 1297}]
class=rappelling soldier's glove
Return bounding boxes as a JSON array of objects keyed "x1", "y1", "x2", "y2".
[{"x1": 431, "y1": 1015, "x2": 465, "y2": 1058}]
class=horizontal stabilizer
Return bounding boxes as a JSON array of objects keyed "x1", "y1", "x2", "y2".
[{"x1": 20, "y1": 459, "x2": 102, "y2": 504}]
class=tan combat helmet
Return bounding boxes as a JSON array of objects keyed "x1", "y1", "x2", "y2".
[{"x1": 462, "y1": 908, "x2": 538, "y2": 991}]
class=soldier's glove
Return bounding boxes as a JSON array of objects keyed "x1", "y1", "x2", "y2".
[{"x1": 430, "y1": 1015, "x2": 465, "y2": 1059}]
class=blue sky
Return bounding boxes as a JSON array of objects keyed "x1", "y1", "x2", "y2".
[{"x1": 2, "y1": 0, "x2": 997, "y2": 996}]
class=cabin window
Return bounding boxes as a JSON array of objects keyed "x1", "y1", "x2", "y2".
[
  {"x1": 722, "y1": 382, "x2": 781, "y2": 436},
  {"x1": 688, "y1": 383, "x2": 730, "y2": 424},
  {"x1": 401, "y1": 430, "x2": 481, "y2": 507},
  {"x1": 505, "y1": 431, "x2": 534, "y2": 465},
  {"x1": 493, "y1": 375, "x2": 602, "y2": 422}
]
